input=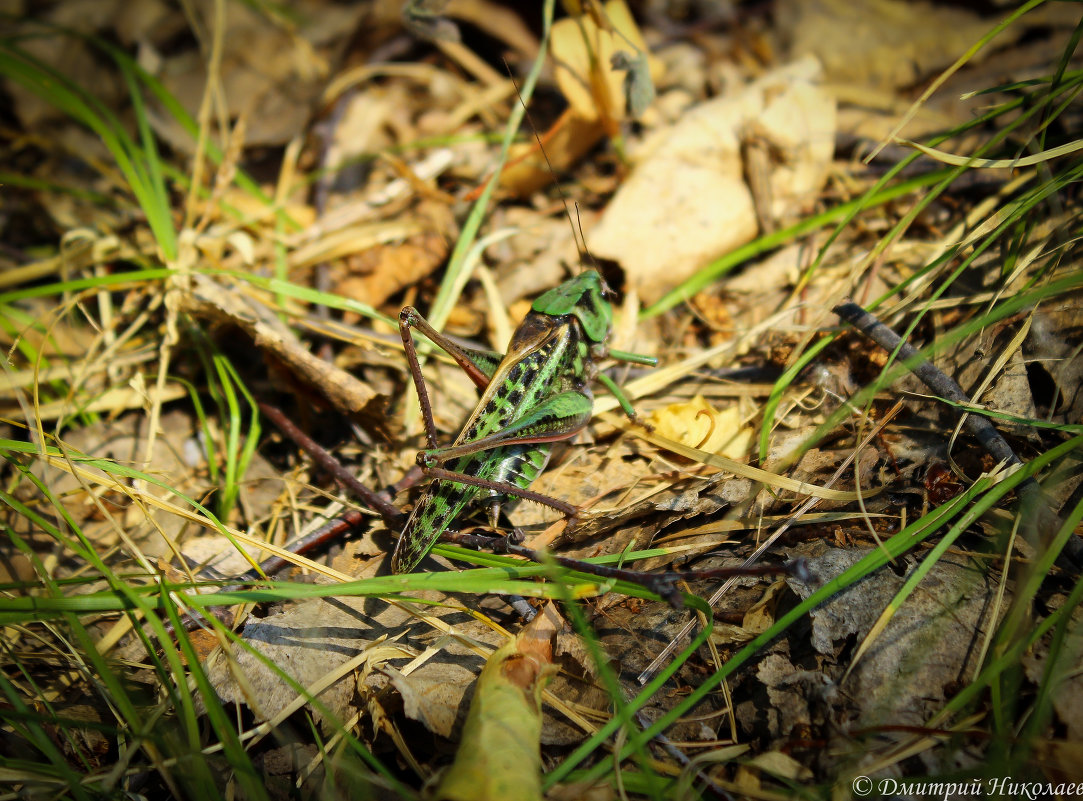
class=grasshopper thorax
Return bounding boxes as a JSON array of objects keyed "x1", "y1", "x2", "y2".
[{"x1": 531, "y1": 270, "x2": 612, "y2": 343}]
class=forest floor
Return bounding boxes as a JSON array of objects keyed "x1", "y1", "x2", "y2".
[{"x1": 2, "y1": 1, "x2": 1083, "y2": 799}]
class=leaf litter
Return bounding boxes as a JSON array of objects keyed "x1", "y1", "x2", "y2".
[{"x1": 2, "y1": 0, "x2": 1083, "y2": 798}]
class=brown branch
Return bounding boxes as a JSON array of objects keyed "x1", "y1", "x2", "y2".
[{"x1": 833, "y1": 301, "x2": 1080, "y2": 568}]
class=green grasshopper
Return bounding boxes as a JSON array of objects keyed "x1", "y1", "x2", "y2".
[{"x1": 392, "y1": 270, "x2": 655, "y2": 573}]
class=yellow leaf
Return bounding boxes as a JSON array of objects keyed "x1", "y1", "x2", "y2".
[
  {"x1": 549, "y1": 0, "x2": 660, "y2": 123},
  {"x1": 646, "y1": 395, "x2": 753, "y2": 460}
]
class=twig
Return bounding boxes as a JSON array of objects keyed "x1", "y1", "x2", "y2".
[
  {"x1": 833, "y1": 301, "x2": 1078, "y2": 567},
  {"x1": 833, "y1": 303, "x2": 1019, "y2": 467},
  {"x1": 247, "y1": 510, "x2": 372, "y2": 578},
  {"x1": 258, "y1": 401, "x2": 404, "y2": 525}
]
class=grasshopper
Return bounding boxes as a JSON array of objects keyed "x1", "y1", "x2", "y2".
[{"x1": 392, "y1": 269, "x2": 654, "y2": 573}]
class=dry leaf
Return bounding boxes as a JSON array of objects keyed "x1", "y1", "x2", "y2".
[
  {"x1": 499, "y1": 111, "x2": 608, "y2": 197},
  {"x1": 710, "y1": 579, "x2": 786, "y2": 646},
  {"x1": 777, "y1": 0, "x2": 996, "y2": 93},
  {"x1": 145, "y1": 1, "x2": 367, "y2": 150},
  {"x1": 1021, "y1": 597, "x2": 1083, "y2": 742},
  {"x1": 335, "y1": 230, "x2": 450, "y2": 310},
  {"x1": 329, "y1": 200, "x2": 454, "y2": 309},
  {"x1": 647, "y1": 394, "x2": 753, "y2": 460},
  {"x1": 501, "y1": 1, "x2": 663, "y2": 195},
  {"x1": 204, "y1": 591, "x2": 503, "y2": 729},
  {"x1": 19, "y1": 411, "x2": 203, "y2": 556},
  {"x1": 788, "y1": 547, "x2": 996, "y2": 730},
  {"x1": 444, "y1": 0, "x2": 540, "y2": 60},
  {"x1": 955, "y1": 337, "x2": 1040, "y2": 443},
  {"x1": 550, "y1": 0, "x2": 660, "y2": 124},
  {"x1": 433, "y1": 605, "x2": 559, "y2": 801},
  {"x1": 590, "y1": 57, "x2": 836, "y2": 304},
  {"x1": 743, "y1": 749, "x2": 813, "y2": 782}
]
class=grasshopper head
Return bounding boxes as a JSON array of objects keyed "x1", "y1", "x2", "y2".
[{"x1": 531, "y1": 270, "x2": 612, "y2": 343}]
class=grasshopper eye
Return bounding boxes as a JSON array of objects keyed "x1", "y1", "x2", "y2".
[{"x1": 578, "y1": 259, "x2": 616, "y2": 300}]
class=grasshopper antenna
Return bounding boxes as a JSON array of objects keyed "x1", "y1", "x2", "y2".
[
  {"x1": 508, "y1": 65, "x2": 592, "y2": 275},
  {"x1": 570, "y1": 202, "x2": 598, "y2": 273}
]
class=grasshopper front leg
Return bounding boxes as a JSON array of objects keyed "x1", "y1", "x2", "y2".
[{"x1": 399, "y1": 306, "x2": 505, "y2": 448}]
